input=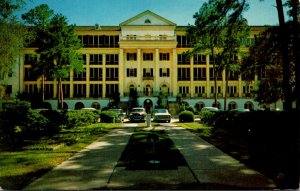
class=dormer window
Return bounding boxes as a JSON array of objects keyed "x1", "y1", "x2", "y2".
[{"x1": 145, "y1": 19, "x2": 151, "y2": 24}]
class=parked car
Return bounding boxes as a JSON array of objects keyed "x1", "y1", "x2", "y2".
[
  {"x1": 108, "y1": 108, "x2": 126, "y2": 122},
  {"x1": 153, "y1": 108, "x2": 171, "y2": 123},
  {"x1": 129, "y1": 107, "x2": 146, "y2": 122},
  {"x1": 229, "y1": 108, "x2": 250, "y2": 113},
  {"x1": 201, "y1": 107, "x2": 219, "y2": 112}
]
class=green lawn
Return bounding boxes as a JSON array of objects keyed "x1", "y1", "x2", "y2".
[{"x1": 0, "y1": 123, "x2": 121, "y2": 190}]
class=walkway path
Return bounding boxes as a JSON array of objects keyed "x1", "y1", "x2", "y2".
[{"x1": 24, "y1": 122, "x2": 276, "y2": 190}]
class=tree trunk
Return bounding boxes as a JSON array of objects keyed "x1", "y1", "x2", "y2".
[
  {"x1": 42, "y1": 74, "x2": 45, "y2": 103},
  {"x1": 59, "y1": 78, "x2": 64, "y2": 110},
  {"x1": 224, "y1": 68, "x2": 228, "y2": 111},
  {"x1": 276, "y1": 0, "x2": 292, "y2": 110}
]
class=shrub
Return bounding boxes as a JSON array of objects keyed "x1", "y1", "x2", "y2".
[
  {"x1": 179, "y1": 110, "x2": 194, "y2": 122},
  {"x1": 65, "y1": 110, "x2": 100, "y2": 128},
  {"x1": 185, "y1": 105, "x2": 195, "y2": 113},
  {"x1": 100, "y1": 110, "x2": 119, "y2": 123},
  {"x1": 199, "y1": 110, "x2": 216, "y2": 125}
]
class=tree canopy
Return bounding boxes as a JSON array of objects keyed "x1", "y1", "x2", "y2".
[
  {"x1": 22, "y1": 4, "x2": 84, "y2": 108},
  {"x1": 188, "y1": 0, "x2": 249, "y2": 110},
  {"x1": 0, "y1": 0, "x2": 31, "y2": 80}
]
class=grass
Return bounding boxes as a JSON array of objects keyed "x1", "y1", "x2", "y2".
[
  {"x1": 0, "y1": 123, "x2": 121, "y2": 190},
  {"x1": 117, "y1": 128, "x2": 187, "y2": 170}
]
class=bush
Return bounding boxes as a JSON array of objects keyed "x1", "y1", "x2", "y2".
[
  {"x1": 185, "y1": 105, "x2": 195, "y2": 113},
  {"x1": 65, "y1": 110, "x2": 100, "y2": 128},
  {"x1": 200, "y1": 110, "x2": 216, "y2": 125},
  {"x1": 100, "y1": 110, "x2": 119, "y2": 123},
  {"x1": 179, "y1": 110, "x2": 194, "y2": 122}
]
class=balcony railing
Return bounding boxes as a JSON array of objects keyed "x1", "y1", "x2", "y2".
[
  {"x1": 120, "y1": 35, "x2": 176, "y2": 41},
  {"x1": 143, "y1": 76, "x2": 154, "y2": 80},
  {"x1": 124, "y1": 91, "x2": 172, "y2": 97}
]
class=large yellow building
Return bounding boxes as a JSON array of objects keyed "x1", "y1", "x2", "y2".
[{"x1": 1, "y1": 10, "x2": 283, "y2": 112}]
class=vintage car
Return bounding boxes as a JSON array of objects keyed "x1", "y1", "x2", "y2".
[
  {"x1": 153, "y1": 108, "x2": 171, "y2": 123},
  {"x1": 108, "y1": 108, "x2": 126, "y2": 122},
  {"x1": 129, "y1": 107, "x2": 147, "y2": 122}
]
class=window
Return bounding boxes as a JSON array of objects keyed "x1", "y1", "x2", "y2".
[
  {"x1": 62, "y1": 84, "x2": 70, "y2": 98},
  {"x1": 106, "y1": 84, "x2": 119, "y2": 97},
  {"x1": 177, "y1": 35, "x2": 192, "y2": 48},
  {"x1": 145, "y1": 19, "x2": 151, "y2": 23},
  {"x1": 73, "y1": 84, "x2": 86, "y2": 97},
  {"x1": 227, "y1": 86, "x2": 237, "y2": 97},
  {"x1": 178, "y1": 68, "x2": 190, "y2": 81},
  {"x1": 229, "y1": 71, "x2": 238, "y2": 80},
  {"x1": 44, "y1": 84, "x2": 54, "y2": 99},
  {"x1": 90, "y1": 54, "x2": 102, "y2": 65},
  {"x1": 143, "y1": 53, "x2": 153, "y2": 61},
  {"x1": 73, "y1": 71, "x2": 86, "y2": 81},
  {"x1": 81, "y1": 54, "x2": 86, "y2": 65},
  {"x1": 209, "y1": 68, "x2": 222, "y2": 80},
  {"x1": 179, "y1": 86, "x2": 189, "y2": 94},
  {"x1": 194, "y1": 68, "x2": 206, "y2": 80},
  {"x1": 90, "y1": 84, "x2": 103, "y2": 98},
  {"x1": 127, "y1": 53, "x2": 137, "y2": 61},
  {"x1": 195, "y1": 86, "x2": 205, "y2": 94},
  {"x1": 106, "y1": 68, "x2": 119, "y2": 81},
  {"x1": 90, "y1": 68, "x2": 102, "y2": 81},
  {"x1": 127, "y1": 68, "x2": 137, "y2": 77},
  {"x1": 244, "y1": 101, "x2": 253, "y2": 110},
  {"x1": 24, "y1": 68, "x2": 35, "y2": 81},
  {"x1": 178, "y1": 54, "x2": 190, "y2": 65},
  {"x1": 80, "y1": 35, "x2": 119, "y2": 48},
  {"x1": 106, "y1": 54, "x2": 118, "y2": 65},
  {"x1": 211, "y1": 86, "x2": 222, "y2": 94},
  {"x1": 159, "y1": 53, "x2": 170, "y2": 61},
  {"x1": 194, "y1": 54, "x2": 206, "y2": 65},
  {"x1": 24, "y1": 84, "x2": 38, "y2": 94},
  {"x1": 24, "y1": 54, "x2": 37, "y2": 65},
  {"x1": 143, "y1": 68, "x2": 154, "y2": 79},
  {"x1": 159, "y1": 68, "x2": 170, "y2": 77},
  {"x1": 243, "y1": 86, "x2": 253, "y2": 94},
  {"x1": 228, "y1": 102, "x2": 237, "y2": 110}
]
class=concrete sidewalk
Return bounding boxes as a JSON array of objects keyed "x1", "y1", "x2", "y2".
[
  {"x1": 24, "y1": 125, "x2": 136, "y2": 190},
  {"x1": 162, "y1": 124, "x2": 276, "y2": 189},
  {"x1": 24, "y1": 122, "x2": 276, "y2": 190}
]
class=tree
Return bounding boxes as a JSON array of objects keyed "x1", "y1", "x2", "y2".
[
  {"x1": 241, "y1": 24, "x2": 297, "y2": 106},
  {"x1": 0, "y1": 0, "x2": 31, "y2": 83},
  {"x1": 22, "y1": 4, "x2": 84, "y2": 109},
  {"x1": 189, "y1": 0, "x2": 249, "y2": 110}
]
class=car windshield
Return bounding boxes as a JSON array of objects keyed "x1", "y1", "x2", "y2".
[
  {"x1": 132, "y1": 109, "x2": 144, "y2": 112},
  {"x1": 154, "y1": 109, "x2": 168, "y2": 113}
]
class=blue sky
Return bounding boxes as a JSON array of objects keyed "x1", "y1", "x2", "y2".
[{"x1": 20, "y1": 0, "x2": 289, "y2": 26}]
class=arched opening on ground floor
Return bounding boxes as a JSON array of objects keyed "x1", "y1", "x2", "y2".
[
  {"x1": 244, "y1": 101, "x2": 254, "y2": 110},
  {"x1": 195, "y1": 101, "x2": 205, "y2": 111},
  {"x1": 91, "y1": 102, "x2": 101, "y2": 110},
  {"x1": 75, "y1": 102, "x2": 84, "y2": 110},
  {"x1": 228, "y1": 101, "x2": 237, "y2": 110}
]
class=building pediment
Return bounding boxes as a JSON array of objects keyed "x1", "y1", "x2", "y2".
[{"x1": 120, "y1": 10, "x2": 176, "y2": 26}]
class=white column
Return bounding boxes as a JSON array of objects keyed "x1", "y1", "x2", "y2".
[
  {"x1": 155, "y1": 49, "x2": 159, "y2": 93},
  {"x1": 137, "y1": 49, "x2": 142, "y2": 92},
  {"x1": 102, "y1": 54, "x2": 106, "y2": 98},
  {"x1": 119, "y1": 49, "x2": 124, "y2": 96},
  {"x1": 86, "y1": 54, "x2": 90, "y2": 98},
  {"x1": 172, "y1": 49, "x2": 178, "y2": 97},
  {"x1": 190, "y1": 56, "x2": 194, "y2": 98},
  {"x1": 206, "y1": 55, "x2": 210, "y2": 98}
]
